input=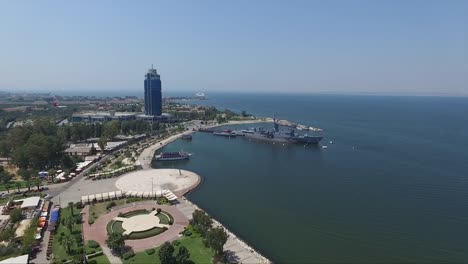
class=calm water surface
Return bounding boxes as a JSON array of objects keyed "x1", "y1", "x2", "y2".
[{"x1": 153, "y1": 94, "x2": 468, "y2": 263}]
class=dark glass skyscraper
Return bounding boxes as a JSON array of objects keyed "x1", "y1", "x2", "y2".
[{"x1": 144, "y1": 67, "x2": 162, "y2": 116}]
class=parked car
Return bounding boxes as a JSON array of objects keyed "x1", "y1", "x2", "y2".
[{"x1": 44, "y1": 194, "x2": 53, "y2": 200}]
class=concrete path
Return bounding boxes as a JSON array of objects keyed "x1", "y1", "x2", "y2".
[
  {"x1": 101, "y1": 245, "x2": 123, "y2": 264},
  {"x1": 137, "y1": 131, "x2": 194, "y2": 169}
]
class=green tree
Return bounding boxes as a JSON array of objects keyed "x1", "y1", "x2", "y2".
[
  {"x1": 205, "y1": 227, "x2": 228, "y2": 256},
  {"x1": 158, "y1": 242, "x2": 175, "y2": 264},
  {"x1": 1, "y1": 172, "x2": 13, "y2": 193},
  {"x1": 175, "y1": 246, "x2": 190, "y2": 264},
  {"x1": 190, "y1": 210, "x2": 213, "y2": 236},
  {"x1": 15, "y1": 181, "x2": 22, "y2": 192},
  {"x1": 62, "y1": 235, "x2": 75, "y2": 254},
  {"x1": 102, "y1": 121, "x2": 120, "y2": 140},
  {"x1": 10, "y1": 208, "x2": 23, "y2": 223},
  {"x1": 98, "y1": 137, "x2": 107, "y2": 153},
  {"x1": 68, "y1": 202, "x2": 75, "y2": 216},
  {"x1": 34, "y1": 177, "x2": 42, "y2": 191},
  {"x1": 25, "y1": 180, "x2": 32, "y2": 192},
  {"x1": 106, "y1": 232, "x2": 126, "y2": 256},
  {"x1": 89, "y1": 144, "x2": 97, "y2": 155},
  {"x1": 63, "y1": 217, "x2": 75, "y2": 232}
]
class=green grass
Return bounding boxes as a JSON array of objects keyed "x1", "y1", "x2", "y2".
[
  {"x1": 91, "y1": 254, "x2": 112, "y2": 264},
  {"x1": 89, "y1": 199, "x2": 128, "y2": 222},
  {"x1": 158, "y1": 212, "x2": 170, "y2": 225},
  {"x1": 123, "y1": 228, "x2": 214, "y2": 264},
  {"x1": 106, "y1": 211, "x2": 173, "y2": 240},
  {"x1": 51, "y1": 205, "x2": 84, "y2": 263},
  {"x1": 0, "y1": 180, "x2": 27, "y2": 191}
]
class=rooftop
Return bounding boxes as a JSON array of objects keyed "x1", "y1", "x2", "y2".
[{"x1": 15, "y1": 196, "x2": 41, "y2": 209}]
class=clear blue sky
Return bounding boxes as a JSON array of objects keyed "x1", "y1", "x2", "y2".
[{"x1": 1, "y1": 0, "x2": 467, "y2": 96}]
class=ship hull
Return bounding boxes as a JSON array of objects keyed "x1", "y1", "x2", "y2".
[{"x1": 245, "y1": 134, "x2": 323, "y2": 144}]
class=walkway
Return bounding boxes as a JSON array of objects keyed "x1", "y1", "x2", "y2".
[
  {"x1": 137, "y1": 131, "x2": 194, "y2": 169},
  {"x1": 83, "y1": 201, "x2": 189, "y2": 253}
]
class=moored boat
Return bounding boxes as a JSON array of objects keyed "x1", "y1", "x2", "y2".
[{"x1": 155, "y1": 151, "x2": 191, "y2": 161}]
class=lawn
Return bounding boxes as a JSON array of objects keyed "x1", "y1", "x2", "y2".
[
  {"x1": 85, "y1": 241, "x2": 112, "y2": 264},
  {"x1": 88, "y1": 199, "x2": 128, "y2": 222},
  {"x1": 91, "y1": 254, "x2": 112, "y2": 264},
  {"x1": 123, "y1": 228, "x2": 214, "y2": 264},
  {"x1": 51, "y1": 205, "x2": 84, "y2": 263},
  {"x1": 0, "y1": 180, "x2": 27, "y2": 191}
]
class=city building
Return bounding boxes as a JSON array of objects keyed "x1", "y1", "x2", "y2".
[
  {"x1": 71, "y1": 111, "x2": 138, "y2": 123},
  {"x1": 144, "y1": 67, "x2": 162, "y2": 116}
]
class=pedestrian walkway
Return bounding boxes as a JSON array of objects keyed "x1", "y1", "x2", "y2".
[{"x1": 83, "y1": 201, "x2": 189, "y2": 253}]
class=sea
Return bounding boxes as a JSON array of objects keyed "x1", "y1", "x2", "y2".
[{"x1": 150, "y1": 93, "x2": 468, "y2": 263}]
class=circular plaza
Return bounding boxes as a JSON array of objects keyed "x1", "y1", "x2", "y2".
[
  {"x1": 107, "y1": 209, "x2": 173, "y2": 239},
  {"x1": 115, "y1": 169, "x2": 200, "y2": 195}
]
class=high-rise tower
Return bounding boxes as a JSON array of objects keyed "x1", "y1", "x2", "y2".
[{"x1": 144, "y1": 66, "x2": 162, "y2": 116}]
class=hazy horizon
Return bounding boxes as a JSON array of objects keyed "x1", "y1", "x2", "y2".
[{"x1": 1, "y1": 0, "x2": 467, "y2": 97}]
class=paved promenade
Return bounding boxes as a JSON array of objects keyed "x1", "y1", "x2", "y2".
[
  {"x1": 83, "y1": 201, "x2": 189, "y2": 252},
  {"x1": 138, "y1": 131, "x2": 194, "y2": 169}
]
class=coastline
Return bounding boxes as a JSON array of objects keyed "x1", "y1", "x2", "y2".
[
  {"x1": 180, "y1": 197, "x2": 272, "y2": 264},
  {"x1": 137, "y1": 119, "x2": 273, "y2": 263},
  {"x1": 137, "y1": 119, "x2": 269, "y2": 169}
]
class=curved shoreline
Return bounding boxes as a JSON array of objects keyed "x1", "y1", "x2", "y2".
[{"x1": 137, "y1": 120, "x2": 272, "y2": 263}]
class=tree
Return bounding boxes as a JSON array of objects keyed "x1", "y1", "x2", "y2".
[
  {"x1": 175, "y1": 246, "x2": 190, "y2": 264},
  {"x1": 68, "y1": 202, "x2": 75, "y2": 216},
  {"x1": 25, "y1": 180, "x2": 32, "y2": 192},
  {"x1": 10, "y1": 208, "x2": 23, "y2": 223},
  {"x1": 34, "y1": 177, "x2": 41, "y2": 191},
  {"x1": 62, "y1": 217, "x2": 74, "y2": 232},
  {"x1": 158, "y1": 242, "x2": 175, "y2": 264},
  {"x1": 98, "y1": 137, "x2": 107, "y2": 153},
  {"x1": 15, "y1": 182, "x2": 22, "y2": 192},
  {"x1": 204, "y1": 227, "x2": 228, "y2": 256},
  {"x1": 1, "y1": 172, "x2": 13, "y2": 194},
  {"x1": 62, "y1": 235, "x2": 75, "y2": 254},
  {"x1": 190, "y1": 210, "x2": 213, "y2": 236},
  {"x1": 89, "y1": 144, "x2": 97, "y2": 155},
  {"x1": 106, "y1": 232, "x2": 126, "y2": 256}
]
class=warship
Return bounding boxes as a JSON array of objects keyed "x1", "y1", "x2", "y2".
[{"x1": 243, "y1": 119, "x2": 323, "y2": 144}]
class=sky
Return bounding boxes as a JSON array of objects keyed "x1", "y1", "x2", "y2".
[{"x1": 0, "y1": 0, "x2": 467, "y2": 96}]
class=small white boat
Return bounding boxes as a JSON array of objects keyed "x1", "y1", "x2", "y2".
[{"x1": 322, "y1": 146, "x2": 328, "y2": 149}]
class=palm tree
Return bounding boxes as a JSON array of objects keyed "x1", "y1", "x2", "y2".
[
  {"x1": 34, "y1": 177, "x2": 41, "y2": 191},
  {"x1": 68, "y1": 202, "x2": 74, "y2": 216},
  {"x1": 64, "y1": 217, "x2": 75, "y2": 232},
  {"x1": 62, "y1": 235, "x2": 75, "y2": 254},
  {"x1": 15, "y1": 182, "x2": 22, "y2": 192},
  {"x1": 25, "y1": 180, "x2": 32, "y2": 192},
  {"x1": 4, "y1": 183, "x2": 11, "y2": 194}
]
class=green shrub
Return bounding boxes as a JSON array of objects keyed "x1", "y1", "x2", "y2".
[
  {"x1": 145, "y1": 248, "x2": 155, "y2": 255},
  {"x1": 87, "y1": 259, "x2": 97, "y2": 264},
  {"x1": 106, "y1": 201, "x2": 116, "y2": 210},
  {"x1": 157, "y1": 208, "x2": 162, "y2": 213},
  {"x1": 88, "y1": 240, "x2": 100, "y2": 249},
  {"x1": 122, "y1": 250, "x2": 135, "y2": 260},
  {"x1": 184, "y1": 231, "x2": 192, "y2": 237},
  {"x1": 88, "y1": 218, "x2": 94, "y2": 225}
]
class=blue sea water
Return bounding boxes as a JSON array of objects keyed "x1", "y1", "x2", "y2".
[{"x1": 152, "y1": 93, "x2": 468, "y2": 263}]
